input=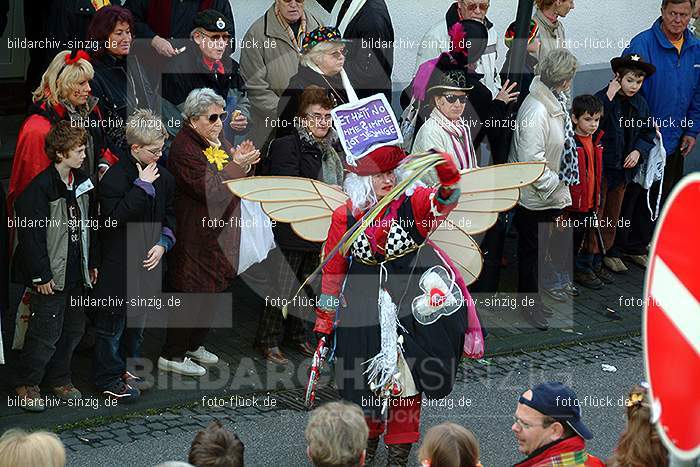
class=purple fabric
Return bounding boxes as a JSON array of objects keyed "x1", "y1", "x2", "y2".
[
  {"x1": 134, "y1": 179, "x2": 155, "y2": 197},
  {"x1": 413, "y1": 58, "x2": 440, "y2": 101},
  {"x1": 161, "y1": 226, "x2": 176, "y2": 245}
]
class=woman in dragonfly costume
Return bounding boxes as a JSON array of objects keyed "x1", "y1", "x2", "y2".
[{"x1": 228, "y1": 140, "x2": 544, "y2": 466}]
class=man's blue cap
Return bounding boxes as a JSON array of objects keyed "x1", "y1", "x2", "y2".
[{"x1": 519, "y1": 382, "x2": 594, "y2": 440}]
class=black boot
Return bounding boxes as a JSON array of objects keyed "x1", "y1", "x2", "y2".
[
  {"x1": 386, "y1": 443, "x2": 412, "y2": 467},
  {"x1": 365, "y1": 437, "x2": 380, "y2": 465}
]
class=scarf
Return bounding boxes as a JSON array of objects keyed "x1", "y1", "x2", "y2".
[
  {"x1": 514, "y1": 436, "x2": 598, "y2": 467},
  {"x1": 555, "y1": 91, "x2": 579, "y2": 186},
  {"x1": 295, "y1": 124, "x2": 344, "y2": 186},
  {"x1": 336, "y1": 0, "x2": 367, "y2": 35},
  {"x1": 307, "y1": 62, "x2": 359, "y2": 103},
  {"x1": 429, "y1": 107, "x2": 478, "y2": 170},
  {"x1": 275, "y1": 6, "x2": 307, "y2": 53}
]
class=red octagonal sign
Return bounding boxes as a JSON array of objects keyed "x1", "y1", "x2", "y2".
[{"x1": 644, "y1": 174, "x2": 700, "y2": 460}]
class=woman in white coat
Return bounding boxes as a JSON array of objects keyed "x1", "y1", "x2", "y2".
[{"x1": 508, "y1": 48, "x2": 578, "y2": 330}]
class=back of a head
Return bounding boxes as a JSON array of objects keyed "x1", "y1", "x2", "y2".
[
  {"x1": 188, "y1": 421, "x2": 244, "y2": 467},
  {"x1": 0, "y1": 429, "x2": 66, "y2": 467},
  {"x1": 305, "y1": 401, "x2": 369, "y2": 467},
  {"x1": 154, "y1": 462, "x2": 195, "y2": 467},
  {"x1": 608, "y1": 385, "x2": 668, "y2": 467},
  {"x1": 417, "y1": 423, "x2": 480, "y2": 467}
]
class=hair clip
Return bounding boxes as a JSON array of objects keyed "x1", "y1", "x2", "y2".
[
  {"x1": 65, "y1": 49, "x2": 90, "y2": 65},
  {"x1": 625, "y1": 392, "x2": 645, "y2": 407}
]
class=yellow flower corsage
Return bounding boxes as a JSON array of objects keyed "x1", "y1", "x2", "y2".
[
  {"x1": 626, "y1": 392, "x2": 645, "y2": 407},
  {"x1": 203, "y1": 146, "x2": 229, "y2": 171}
]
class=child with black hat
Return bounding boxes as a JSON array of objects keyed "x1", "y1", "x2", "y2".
[{"x1": 593, "y1": 54, "x2": 656, "y2": 275}]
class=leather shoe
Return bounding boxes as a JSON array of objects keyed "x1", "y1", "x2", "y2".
[
  {"x1": 260, "y1": 346, "x2": 288, "y2": 364},
  {"x1": 520, "y1": 308, "x2": 549, "y2": 330}
]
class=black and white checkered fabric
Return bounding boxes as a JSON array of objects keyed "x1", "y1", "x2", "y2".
[
  {"x1": 385, "y1": 222, "x2": 417, "y2": 258},
  {"x1": 351, "y1": 233, "x2": 374, "y2": 262}
]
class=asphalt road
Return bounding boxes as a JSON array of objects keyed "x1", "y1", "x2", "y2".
[{"x1": 67, "y1": 349, "x2": 644, "y2": 467}]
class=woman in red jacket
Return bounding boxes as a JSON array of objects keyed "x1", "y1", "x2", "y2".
[{"x1": 313, "y1": 145, "x2": 467, "y2": 466}]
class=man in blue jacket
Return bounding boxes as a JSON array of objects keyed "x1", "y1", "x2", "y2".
[{"x1": 620, "y1": 0, "x2": 700, "y2": 266}]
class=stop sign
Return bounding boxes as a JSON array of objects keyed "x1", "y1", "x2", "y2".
[{"x1": 644, "y1": 174, "x2": 700, "y2": 460}]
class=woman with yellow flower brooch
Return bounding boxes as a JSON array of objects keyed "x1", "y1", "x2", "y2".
[{"x1": 158, "y1": 88, "x2": 260, "y2": 377}]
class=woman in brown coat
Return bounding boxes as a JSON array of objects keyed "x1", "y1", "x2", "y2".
[{"x1": 158, "y1": 88, "x2": 260, "y2": 377}]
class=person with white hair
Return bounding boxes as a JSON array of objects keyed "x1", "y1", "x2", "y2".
[
  {"x1": 0, "y1": 429, "x2": 66, "y2": 467},
  {"x1": 276, "y1": 26, "x2": 354, "y2": 138},
  {"x1": 158, "y1": 88, "x2": 260, "y2": 377}
]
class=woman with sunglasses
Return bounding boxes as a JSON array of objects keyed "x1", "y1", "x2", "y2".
[
  {"x1": 276, "y1": 26, "x2": 353, "y2": 138},
  {"x1": 158, "y1": 88, "x2": 260, "y2": 377},
  {"x1": 413, "y1": 52, "x2": 479, "y2": 186}
]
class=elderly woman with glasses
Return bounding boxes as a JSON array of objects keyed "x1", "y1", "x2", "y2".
[
  {"x1": 92, "y1": 109, "x2": 174, "y2": 403},
  {"x1": 276, "y1": 26, "x2": 353, "y2": 138},
  {"x1": 255, "y1": 85, "x2": 344, "y2": 364},
  {"x1": 413, "y1": 51, "x2": 479, "y2": 186},
  {"x1": 158, "y1": 88, "x2": 260, "y2": 378}
]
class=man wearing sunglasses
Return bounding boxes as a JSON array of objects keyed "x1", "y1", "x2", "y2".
[
  {"x1": 162, "y1": 10, "x2": 251, "y2": 144},
  {"x1": 512, "y1": 382, "x2": 605, "y2": 467},
  {"x1": 415, "y1": 0, "x2": 502, "y2": 99}
]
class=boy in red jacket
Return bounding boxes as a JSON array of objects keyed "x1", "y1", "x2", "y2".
[{"x1": 567, "y1": 95, "x2": 607, "y2": 292}]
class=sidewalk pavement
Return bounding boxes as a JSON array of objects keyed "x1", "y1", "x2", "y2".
[{"x1": 0, "y1": 239, "x2": 645, "y2": 432}]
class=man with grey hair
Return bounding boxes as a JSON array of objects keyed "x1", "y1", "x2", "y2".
[
  {"x1": 617, "y1": 0, "x2": 700, "y2": 268},
  {"x1": 92, "y1": 108, "x2": 175, "y2": 401},
  {"x1": 240, "y1": 0, "x2": 323, "y2": 148},
  {"x1": 415, "y1": 0, "x2": 502, "y2": 98}
]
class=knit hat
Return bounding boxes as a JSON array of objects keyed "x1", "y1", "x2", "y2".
[
  {"x1": 301, "y1": 26, "x2": 348, "y2": 54},
  {"x1": 504, "y1": 19, "x2": 539, "y2": 48}
]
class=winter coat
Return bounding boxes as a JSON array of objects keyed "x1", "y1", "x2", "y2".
[
  {"x1": 12, "y1": 165, "x2": 97, "y2": 291},
  {"x1": 90, "y1": 52, "x2": 156, "y2": 160},
  {"x1": 594, "y1": 86, "x2": 655, "y2": 188},
  {"x1": 239, "y1": 5, "x2": 323, "y2": 147},
  {"x1": 567, "y1": 130, "x2": 604, "y2": 213},
  {"x1": 338, "y1": 0, "x2": 394, "y2": 101},
  {"x1": 276, "y1": 65, "x2": 349, "y2": 138},
  {"x1": 533, "y1": 8, "x2": 566, "y2": 63},
  {"x1": 263, "y1": 127, "x2": 344, "y2": 252},
  {"x1": 508, "y1": 76, "x2": 571, "y2": 210},
  {"x1": 8, "y1": 99, "x2": 118, "y2": 212},
  {"x1": 414, "y1": 3, "x2": 501, "y2": 98},
  {"x1": 125, "y1": 0, "x2": 235, "y2": 42},
  {"x1": 514, "y1": 436, "x2": 606, "y2": 467},
  {"x1": 623, "y1": 17, "x2": 700, "y2": 154},
  {"x1": 166, "y1": 124, "x2": 247, "y2": 292},
  {"x1": 92, "y1": 153, "x2": 176, "y2": 313}
]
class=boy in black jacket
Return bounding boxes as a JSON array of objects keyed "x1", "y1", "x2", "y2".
[
  {"x1": 594, "y1": 54, "x2": 656, "y2": 274},
  {"x1": 12, "y1": 121, "x2": 98, "y2": 412},
  {"x1": 92, "y1": 109, "x2": 175, "y2": 403}
]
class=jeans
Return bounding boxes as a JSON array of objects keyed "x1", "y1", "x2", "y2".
[
  {"x1": 93, "y1": 310, "x2": 146, "y2": 390},
  {"x1": 15, "y1": 285, "x2": 86, "y2": 387}
]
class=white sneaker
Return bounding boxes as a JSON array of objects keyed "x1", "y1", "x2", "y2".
[
  {"x1": 158, "y1": 357, "x2": 206, "y2": 376},
  {"x1": 185, "y1": 346, "x2": 219, "y2": 365},
  {"x1": 603, "y1": 256, "x2": 628, "y2": 273}
]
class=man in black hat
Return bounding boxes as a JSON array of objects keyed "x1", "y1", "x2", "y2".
[
  {"x1": 162, "y1": 9, "x2": 249, "y2": 142},
  {"x1": 512, "y1": 382, "x2": 605, "y2": 466}
]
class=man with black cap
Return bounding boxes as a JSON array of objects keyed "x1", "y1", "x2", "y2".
[
  {"x1": 512, "y1": 382, "x2": 605, "y2": 466},
  {"x1": 162, "y1": 9, "x2": 250, "y2": 142}
]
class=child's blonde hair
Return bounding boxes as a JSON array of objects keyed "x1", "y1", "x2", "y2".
[
  {"x1": 417, "y1": 423, "x2": 480, "y2": 467},
  {"x1": 0, "y1": 429, "x2": 66, "y2": 467},
  {"x1": 305, "y1": 401, "x2": 368, "y2": 467},
  {"x1": 32, "y1": 50, "x2": 94, "y2": 106}
]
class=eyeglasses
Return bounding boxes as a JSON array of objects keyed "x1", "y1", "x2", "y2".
[
  {"x1": 141, "y1": 146, "x2": 163, "y2": 157},
  {"x1": 443, "y1": 94, "x2": 468, "y2": 104},
  {"x1": 326, "y1": 49, "x2": 347, "y2": 60},
  {"x1": 201, "y1": 31, "x2": 231, "y2": 42},
  {"x1": 307, "y1": 112, "x2": 333, "y2": 123},
  {"x1": 463, "y1": 1, "x2": 489, "y2": 11},
  {"x1": 512, "y1": 416, "x2": 549, "y2": 430},
  {"x1": 202, "y1": 112, "x2": 228, "y2": 123}
]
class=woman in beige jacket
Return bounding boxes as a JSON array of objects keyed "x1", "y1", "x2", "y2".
[{"x1": 508, "y1": 48, "x2": 577, "y2": 330}]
